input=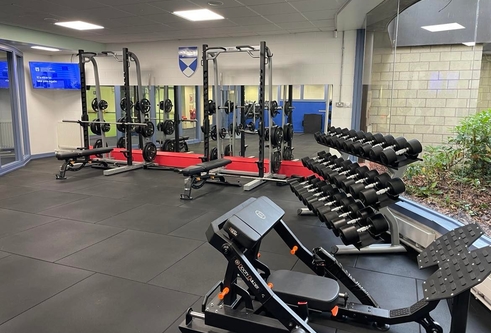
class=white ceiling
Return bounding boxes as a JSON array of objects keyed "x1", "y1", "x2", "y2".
[{"x1": 0, "y1": 0, "x2": 351, "y2": 44}]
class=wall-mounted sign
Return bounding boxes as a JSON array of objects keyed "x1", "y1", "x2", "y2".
[{"x1": 178, "y1": 46, "x2": 198, "y2": 78}]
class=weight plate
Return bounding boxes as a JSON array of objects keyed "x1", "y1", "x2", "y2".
[
  {"x1": 143, "y1": 142, "x2": 157, "y2": 162},
  {"x1": 116, "y1": 137, "x2": 129, "y2": 158},
  {"x1": 90, "y1": 119, "x2": 101, "y2": 135},
  {"x1": 101, "y1": 121, "x2": 110, "y2": 133},
  {"x1": 93, "y1": 139, "x2": 107, "y2": 158},
  {"x1": 283, "y1": 123, "x2": 294, "y2": 142},
  {"x1": 117, "y1": 117, "x2": 126, "y2": 133},
  {"x1": 210, "y1": 147, "x2": 218, "y2": 160},
  {"x1": 162, "y1": 139, "x2": 175, "y2": 152},
  {"x1": 219, "y1": 127, "x2": 227, "y2": 139},
  {"x1": 142, "y1": 121, "x2": 155, "y2": 138},
  {"x1": 284, "y1": 101, "x2": 293, "y2": 117},
  {"x1": 91, "y1": 98, "x2": 98, "y2": 112},
  {"x1": 270, "y1": 100, "x2": 279, "y2": 118},
  {"x1": 162, "y1": 120, "x2": 175, "y2": 135},
  {"x1": 283, "y1": 146, "x2": 294, "y2": 161},
  {"x1": 207, "y1": 100, "x2": 216, "y2": 115},
  {"x1": 160, "y1": 99, "x2": 173, "y2": 113},
  {"x1": 99, "y1": 100, "x2": 108, "y2": 111},
  {"x1": 224, "y1": 100, "x2": 234, "y2": 114},
  {"x1": 140, "y1": 98, "x2": 151, "y2": 114},
  {"x1": 235, "y1": 124, "x2": 243, "y2": 136},
  {"x1": 210, "y1": 125, "x2": 217, "y2": 141},
  {"x1": 272, "y1": 150, "x2": 281, "y2": 173},
  {"x1": 120, "y1": 98, "x2": 133, "y2": 112}
]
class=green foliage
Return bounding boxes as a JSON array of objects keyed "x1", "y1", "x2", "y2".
[{"x1": 452, "y1": 109, "x2": 491, "y2": 180}]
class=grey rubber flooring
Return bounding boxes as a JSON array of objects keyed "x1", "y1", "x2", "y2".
[{"x1": 0, "y1": 156, "x2": 489, "y2": 333}]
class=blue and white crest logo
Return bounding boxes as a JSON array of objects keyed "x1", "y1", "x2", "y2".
[{"x1": 178, "y1": 46, "x2": 198, "y2": 78}]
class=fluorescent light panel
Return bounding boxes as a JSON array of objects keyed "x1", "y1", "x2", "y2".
[
  {"x1": 31, "y1": 46, "x2": 59, "y2": 52},
  {"x1": 55, "y1": 21, "x2": 104, "y2": 31},
  {"x1": 173, "y1": 9, "x2": 224, "y2": 22},
  {"x1": 421, "y1": 23, "x2": 465, "y2": 32},
  {"x1": 463, "y1": 42, "x2": 476, "y2": 47}
]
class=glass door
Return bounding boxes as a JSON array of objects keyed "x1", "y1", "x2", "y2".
[{"x1": 0, "y1": 50, "x2": 16, "y2": 166}]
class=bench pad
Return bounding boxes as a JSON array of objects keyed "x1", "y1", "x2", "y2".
[
  {"x1": 267, "y1": 270, "x2": 339, "y2": 312},
  {"x1": 56, "y1": 148, "x2": 113, "y2": 160},
  {"x1": 182, "y1": 159, "x2": 231, "y2": 177}
]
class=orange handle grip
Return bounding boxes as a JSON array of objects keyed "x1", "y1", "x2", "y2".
[
  {"x1": 290, "y1": 246, "x2": 298, "y2": 255},
  {"x1": 218, "y1": 287, "x2": 230, "y2": 300}
]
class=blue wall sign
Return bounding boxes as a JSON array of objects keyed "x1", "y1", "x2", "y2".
[
  {"x1": 178, "y1": 47, "x2": 198, "y2": 78},
  {"x1": 28, "y1": 62, "x2": 81, "y2": 90},
  {"x1": 0, "y1": 61, "x2": 9, "y2": 89}
]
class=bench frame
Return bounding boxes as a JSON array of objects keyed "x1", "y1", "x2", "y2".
[
  {"x1": 180, "y1": 170, "x2": 240, "y2": 200},
  {"x1": 55, "y1": 148, "x2": 112, "y2": 180}
]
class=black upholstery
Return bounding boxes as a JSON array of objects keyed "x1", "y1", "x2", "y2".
[
  {"x1": 182, "y1": 159, "x2": 231, "y2": 177},
  {"x1": 55, "y1": 148, "x2": 113, "y2": 160},
  {"x1": 267, "y1": 270, "x2": 340, "y2": 312}
]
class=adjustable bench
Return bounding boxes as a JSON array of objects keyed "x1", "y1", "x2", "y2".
[
  {"x1": 55, "y1": 148, "x2": 113, "y2": 180},
  {"x1": 180, "y1": 159, "x2": 239, "y2": 200}
]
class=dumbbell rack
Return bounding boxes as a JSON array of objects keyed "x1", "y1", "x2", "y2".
[{"x1": 296, "y1": 146, "x2": 422, "y2": 255}]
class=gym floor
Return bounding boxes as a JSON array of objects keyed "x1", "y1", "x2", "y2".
[{"x1": 0, "y1": 155, "x2": 489, "y2": 332}]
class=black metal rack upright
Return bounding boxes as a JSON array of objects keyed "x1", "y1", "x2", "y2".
[
  {"x1": 78, "y1": 50, "x2": 90, "y2": 153},
  {"x1": 202, "y1": 44, "x2": 211, "y2": 162},
  {"x1": 257, "y1": 41, "x2": 266, "y2": 177},
  {"x1": 122, "y1": 48, "x2": 134, "y2": 166},
  {"x1": 240, "y1": 85, "x2": 246, "y2": 157},
  {"x1": 173, "y1": 86, "x2": 180, "y2": 152}
]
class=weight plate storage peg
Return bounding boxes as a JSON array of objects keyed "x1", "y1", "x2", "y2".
[
  {"x1": 272, "y1": 150, "x2": 281, "y2": 173},
  {"x1": 143, "y1": 142, "x2": 157, "y2": 162},
  {"x1": 159, "y1": 99, "x2": 173, "y2": 113},
  {"x1": 142, "y1": 121, "x2": 155, "y2": 138}
]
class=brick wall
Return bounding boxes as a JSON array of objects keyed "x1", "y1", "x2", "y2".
[
  {"x1": 477, "y1": 55, "x2": 491, "y2": 112},
  {"x1": 368, "y1": 34, "x2": 483, "y2": 147}
]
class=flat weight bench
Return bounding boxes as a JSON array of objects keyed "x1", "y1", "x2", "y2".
[
  {"x1": 55, "y1": 148, "x2": 113, "y2": 180},
  {"x1": 180, "y1": 159, "x2": 239, "y2": 200}
]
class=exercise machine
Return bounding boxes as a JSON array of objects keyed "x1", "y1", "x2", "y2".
[{"x1": 180, "y1": 196, "x2": 491, "y2": 333}]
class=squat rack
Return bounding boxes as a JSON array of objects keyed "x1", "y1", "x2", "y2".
[{"x1": 202, "y1": 42, "x2": 283, "y2": 190}]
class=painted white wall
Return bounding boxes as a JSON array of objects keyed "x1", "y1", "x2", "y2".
[
  {"x1": 28, "y1": 31, "x2": 357, "y2": 154},
  {"x1": 0, "y1": 89, "x2": 11, "y2": 122}
]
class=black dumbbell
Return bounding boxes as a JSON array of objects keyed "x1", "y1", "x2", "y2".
[
  {"x1": 318, "y1": 196, "x2": 358, "y2": 226},
  {"x1": 340, "y1": 131, "x2": 367, "y2": 151},
  {"x1": 339, "y1": 214, "x2": 389, "y2": 246},
  {"x1": 287, "y1": 175, "x2": 316, "y2": 185},
  {"x1": 296, "y1": 180, "x2": 329, "y2": 198},
  {"x1": 309, "y1": 156, "x2": 345, "y2": 174},
  {"x1": 356, "y1": 134, "x2": 390, "y2": 157},
  {"x1": 380, "y1": 138, "x2": 423, "y2": 166},
  {"x1": 369, "y1": 136, "x2": 406, "y2": 161},
  {"x1": 342, "y1": 132, "x2": 372, "y2": 152},
  {"x1": 321, "y1": 160, "x2": 354, "y2": 182},
  {"x1": 323, "y1": 201, "x2": 366, "y2": 230},
  {"x1": 331, "y1": 206, "x2": 375, "y2": 236},
  {"x1": 339, "y1": 169, "x2": 379, "y2": 192},
  {"x1": 331, "y1": 164, "x2": 368, "y2": 187},
  {"x1": 300, "y1": 151, "x2": 331, "y2": 167},
  {"x1": 349, "y1": 173, "x2": 392, "y2": 199},
  {"x1": 348, "y1": 132, "x2": 379, "y2": 154},
  {"x1": 323, "y1": 128, "x2": 352, "y2": 146},
  {"x1": 329, "y1": 129, "x2": 358, "y2": 148},
  {"x1": 358, "y1": 177, "x2": 406, "y2": 206},
  {"x1": 364, "y1": 135, "x2": 398, "y2": 161},
  {"x1": 302, "y1": 183, "x2": 339, "y2": 207},
  {"x1": 290, "y1": 177, "x2": 322, "y2": 193},
  {"x1": 314, "y1": 191, "x2": 355, "y2": 216},
  {"x1": 307, "y1": 185, "x2": 345, "y2": 211}
]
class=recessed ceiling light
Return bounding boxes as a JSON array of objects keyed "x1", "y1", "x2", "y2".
[
  {"x1": 463, "y1": 42, "x2": 476, "y2": 47},
  {"x1": 31, "y1": 46, "x2": 60, "y2": 52},
  {"x1": 207, "y1": 1, "x2": 224, "y2": 6},
  {"x1": 173, "y1": 9, "x2": 224, "y2": 22},
  {"x1": 54, "y1": 21, "x2": 104, "y2": 31},
  {"x1": 421, "y1": 23, "x2": 465, "y2": 32}
]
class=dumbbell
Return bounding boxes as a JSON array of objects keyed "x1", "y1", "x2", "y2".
[
  {"x1": 338, "y1": 214, "x2": 389, "y2": 246},
  {"x1": 290, "y1": 177, "x2": 323, "y2": 196},
  {"x1": 300, "y1": 151, "x2": 331, "y2": 167},
  {"x1": 358, "y1": 177, "x2": 406, "y2": 206},
  {"x1": 301, "y1": 183, "x2": 339, "y2": 207},
  {"x1": 339, "y1": 169, "x2": 379, "y2": 192},
  {"x1": 330, "y1": 206, "x2": 375, "y2": 236},
  {"x1": 348, "y1": 132, "x2": 381, "y2": 154},
  {"x1": 295, "y1": 179, "x2": 329, "y2": 197},
  {"x1": 308, "y1": 156, "x2": 344, "y2": 174},
  {"x1": 331, "y1": 163, "x2": 370, "y2": 188},
  {"x1": 336, "y1": 131, "x2": 366, "y2": 151},
  {"x1": 328, "y1": 129, "x2": 358, "y2": 148},
  {"x1": 287, "y1": 175, "x2": 317, "y2": 185},
  {"x1": 323, "y1": 128, "x2": 353, "y2": 146},
  {"x1": 355, "y1": 134, "x2": 390, "y2": 157},
  {"x1": 314, "y1": 132, "x2": 323, "y2": 144},
  {"x1": 380, "y1": 138, "x2": 423, "y2": 166},
  {"x1": 323, "y1": 201, "x2": 366, "y2": 229},
  {"x1": 364, "y1": 135, "x2": 397, "y2": 160},
  {"x1": 342, "y1": 132, "x2": 373, "y2": 152},
  {"x1": 369, "y1": 136, "x2": 407, "y2": 161},
  {"x1": 319, "y1": 160, "x2": 354, "y2": 181},
  {"x1": 349, "y1": 173, "x2": 392, "y2": 199},
  {"x1": 314, "y1": 191, "x2": 356, "y2": 216},
  {"x1": 318, "y1": 196, "x2": 358, "y2": 226}
]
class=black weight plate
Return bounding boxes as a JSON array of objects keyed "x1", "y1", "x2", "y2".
[
  {"x1": 210, "y1": 147, "x2": 218, "y2": 160},
  {"x1": 117, "y1": 117, "x2": 126, "y2": 133},
  {"x1": 283, "y1": 146, "x2": 294, "y2": 161},
  {"x1": 93, "y1": 139, "x2": 105, "y2": 158},
  {"x1": 270, "y1": 100, "x2": 279, "y2": 117},
  {"x1": 272, "y1": 150, "x2": 281, "y2": 173},
  {"x1": 140, "y1": 98, "x2": 151, "y2": 114},
  {"x1": 247, "y1": 122, "x2": 255, "y2": 131},
  {"x1": 235, "y1": 124, "x2": 243, "y2": 136},
  {"x1": 142, "y1": 121, "x2": 155, "y2": 138},
  {"x1": 101, "y1": 122, "x2": 110, "y2": 133},
  {"x1": 91, "y1": 98, "x2": 98, "y2": 112},
  {"x1": 224, "y1": 144, "x2": 232, "y2": 156},
  {"x1": 160, "y1": 99, "x2": 173, "y2": 113},
  {"x1": 117, "y1": 136, "x2": 126, "y2": 149},
  {"x1": 283, "y1": 123, "x2": 294, "y2": 142},
  {"x1": 120, "y1": 98, "x2": 133, "y2": 112},
  {"x1": 163, "y1": 120, "x2": 175, "y2": 135},
  {"x1": 207, "y1": 100, "x2": 216, "y2": 115},
  {"x1": 90, "y1": 119, "x2": 101, "y2": 135},
  {"x1": 219, "y1": 127, "x2": 227, "y2": 139},
  {"x1": 210, "y1": 125, "x2": 217, "y2": 141},
  {"x1": 284, "y1": 101, "x2": 293, "y2": 117},
  {"x1": 143, "y1": 142, "x2": 157, "y2": 162},
  {"x1": 99, "y1": 99, "x2": 108, "y2": 111}
]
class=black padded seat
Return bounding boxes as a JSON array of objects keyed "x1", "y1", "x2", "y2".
[
  {"x1": 267, "y1": 270, "x2": 340, "y2": 312},
  {"x1": 56, "y1": 148, "x2": 113, "y2": 160},
  {"x1": 182, "y1": 159, "x2": 231, "y2": 177}
]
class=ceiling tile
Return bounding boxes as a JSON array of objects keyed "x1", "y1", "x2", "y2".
[
  {"x1": 116, "y1": 3, "x2": 166, "y2": 15},
  {"x1": 237, "y1": 0, "x2": 286, "y2": 5},
  {"x1": 213, "y1": 6, "x2": 258, "y2": 18},
  {"x1": 96, "y1": 0, "x2": 152, "y2": 5},
  {"x1": 46, "y1": 0, "x2": 107, "y2": 10},
  {"x1": 263, "y1": 12, "x2": 307, "y2": 23},
  {"x1": 49, "y1": 7, "x2": 135, "y2": 21},
  {"x1": 249, "y1": 24, "x2": 283, "y2": 32},
  {"x1": 188, "y1": 0, "x2": 242, "y2": 8},
  {"x1": 147, "y1": 0, "x2": 200, "y2": 12},
  {"x1": 286, "y1": 27, "x2": 320, "y2": 33},
  {"x1": 277, "y1": 21, "x2": 315, "y2": 30},
  {"x1": 248, "y1": 3, "x2": 298, "y2": 15},
  {"x1": 228, "y1": 16, "x2": 272, "y2": 26},
  {"x1": 301, "y1": 9, "x2": 337, "y2": 21},
  {"x1": 105, "y1": 16, "x2": 165, "y2": 28},
  {"x1": 311, "y1": 19, "x2": 335, "y2": 28},
  {"x1": 0, "y1": 4, "x2": 42, "y2": 17},
  {"x1": 142, "y1": 13, "x2": 184, "y2": 24},
  {"x1": 289, "y1": 0, "x2": 345, "y2": 12}
]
